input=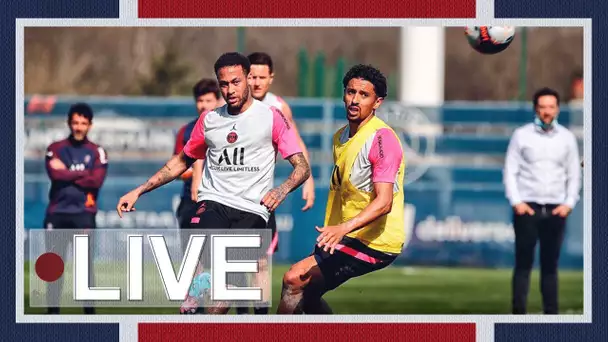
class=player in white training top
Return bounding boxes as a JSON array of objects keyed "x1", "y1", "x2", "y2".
[{"x1": 116, "y1": 52, "x2": 311, "y2": 315}]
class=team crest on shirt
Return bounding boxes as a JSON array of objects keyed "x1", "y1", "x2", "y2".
[
  {"x1": 227, "y1": 131, "x2": 238, "y2": 143},
  {"x1": 84, "y1": 155, "x2": 91, "y2": 164}
]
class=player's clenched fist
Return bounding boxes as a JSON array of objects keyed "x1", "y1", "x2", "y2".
[
  {"x1": 116, "y1": 190, "x2": 140, "y2": 218},
  {"x1": 261, "y1": 187, "x2": 288, "y2": 212}
]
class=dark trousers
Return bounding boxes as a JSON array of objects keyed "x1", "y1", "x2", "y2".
[
  {"x1": 43, "y1": 213, "x2": 97, "y2": 314},
  {"x1": 512, "y1": 203, "x2": 566, "y2": 314}
]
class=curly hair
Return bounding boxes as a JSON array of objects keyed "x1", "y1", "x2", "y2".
[
  {"x1": 214, "y1": 52, "x2": 251, "y2": 76},
  {"x1": 342, "y1": 64, "x2": 388, "y2": 98}
]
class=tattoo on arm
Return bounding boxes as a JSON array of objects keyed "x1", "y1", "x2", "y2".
[
  {"x1": 276, "y1": 153, "x2": 311, "y2": 196},
  {"x1": 137, "y1": 152, "x2": 190, "y2": 195}
]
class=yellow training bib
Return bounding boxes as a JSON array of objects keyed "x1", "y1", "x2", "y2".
[{"x1": 324, "y1": 116, "x2": 406, "y2": 254}]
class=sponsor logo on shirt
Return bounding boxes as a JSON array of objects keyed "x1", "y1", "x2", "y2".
[{"x1": 209, "y1": 147, "x2": 261, "y2": 173}]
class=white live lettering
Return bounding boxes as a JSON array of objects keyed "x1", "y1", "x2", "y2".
[
  {"x1": 211, "y1": 235, "x2": 262, "y2": 301},
  {"x1": 71, "y1": 234, "x2": 262, "y2": 303}
]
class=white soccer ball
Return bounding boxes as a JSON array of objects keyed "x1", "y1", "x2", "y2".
[{"x1": 465, "y1": 26, "x2": 516, "y2": 55}]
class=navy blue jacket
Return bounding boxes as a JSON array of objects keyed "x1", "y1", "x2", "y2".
[{"x1": 45, "y1": 135, "x2": 108, "y2": 215}]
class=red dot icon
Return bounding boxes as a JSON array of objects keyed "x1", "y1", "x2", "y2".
[{"x1": 35, "y1": 252, "x2": 64, "y2": 282}]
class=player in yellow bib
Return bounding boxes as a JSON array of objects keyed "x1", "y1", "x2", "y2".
[{"x1": 277, "y1": 64, "x2": 405, "y2": 314}]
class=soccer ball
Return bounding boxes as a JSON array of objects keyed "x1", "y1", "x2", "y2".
[{"x1": 465, "y1": 26, "x2": 515, "y2": 55}]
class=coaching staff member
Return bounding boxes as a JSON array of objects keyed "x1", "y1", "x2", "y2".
[
  {"x1": 44, "y1": 103, "x2": 108, "y2": 314},
  {"x1": 503, "y1": 87, "x2": 581, "y2": 315}
]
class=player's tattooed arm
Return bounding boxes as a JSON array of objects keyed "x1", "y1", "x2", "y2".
[
  {"x1": 261, "y1": 152, "x2": 311, "y2": 211},
  {"x1": 282, "y1": 152, "x2": 311, "y2": 194},
  {"x1": 118, "y1": 152, "x2": 195, "y2": 217},
  {"x1": 137, "y1": 151, "x2": 195, "y2": 196}
]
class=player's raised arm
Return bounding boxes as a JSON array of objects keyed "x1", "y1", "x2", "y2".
[
  {"x1": 260, "y1": 107, "x2": 311, "y2": 212},
  {"x1": 117, "y1": 115, "x2": 208, "y2": 217}
]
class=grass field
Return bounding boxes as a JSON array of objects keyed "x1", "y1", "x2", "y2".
[{"x1": 24, "y1": 262, "x2": 584, "y2": 315}]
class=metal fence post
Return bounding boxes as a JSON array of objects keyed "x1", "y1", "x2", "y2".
[
  {"x1": 298, "y1": 48, "x2": 309, "y2": 97},
  {"x1": 313, "y1": 52, "x2": 325, "y2": 98},
  {"x1": 335, "y1": 57, "x2": 345, "y2": 98},
  {"x1": 236, "y1": 27, "x2": 246, "y2": 53}
]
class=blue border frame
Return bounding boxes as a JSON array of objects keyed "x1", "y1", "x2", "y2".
[
  {"x1": 495, "y1": 1, "x2": 603, "y2": 341},
  {"x1": 8, "y1": 1, "x2": 601, "y2": 341},
  {"x1": 6, "y1": 1, "x2": 120, "y2": 341}
]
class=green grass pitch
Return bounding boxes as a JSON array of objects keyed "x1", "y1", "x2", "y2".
[{"x1": 24, "y1": 262, "x2": 583, "y2": 315}]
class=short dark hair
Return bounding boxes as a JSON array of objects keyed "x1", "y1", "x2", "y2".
[
  {"x1": 533, "y1": 87, "x2": 560, "y2": 107},
  {"x1": 571, "y1": 70, "x2": 583, "y2": 81},
  {"x1": 247, "y1": 52, "x2": 273, "y2": 73},
  {"x1": 193, "y1": 78, "x2": 220, "y2": 99},
  {"x1": 342, "y1": 64, "x2": 388, "y2": 98},
  {"x1": 214, "y1": 52, "x2": 251, "y2": 76},
  {"x1": 67, "y1": 103, "x2": 93, "y2": 122}
]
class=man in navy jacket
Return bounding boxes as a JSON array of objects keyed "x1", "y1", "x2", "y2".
[{"x1": 44, "y1": 102, "x2": 108, "y2": 314}]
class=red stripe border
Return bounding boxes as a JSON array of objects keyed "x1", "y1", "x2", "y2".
[
  {"x1": 138, "y1": 2, "x2": 476, "y2": 341},
  {"x1": 138, "y1": 323, "x2": 476, "y2": 341},
  {"x1": 138, "y1": 0, "x2": 476, "y2": 18}
]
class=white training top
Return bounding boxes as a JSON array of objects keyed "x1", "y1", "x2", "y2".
[
  {"x1": 503, "y1": 122, "x2": 581, "y2": 208},
  {"x1": 183, "y1": 100, "x2": 302, "y2": 221},
  {"x1": 260, "y1": 92, "x2": 284, "y2": 110}
]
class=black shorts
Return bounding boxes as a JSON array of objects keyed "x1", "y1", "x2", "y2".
[
  {"x1": 312, "y1": 236, "x2": 398, "y2": 294},
  {"x1": 267, "y1": 212, "x2": 278, "y2": 254},
  {"x1": 185, "y1": 201, "x2": 278, "y2": 253},
  {"x1": 176, "y1": 197, "x2": 198, "y2": 229},
  {"x1": 187, "y1": 199, "x2": 270, "y2": 271},
  {"x1": 188, "y1": 200, "x2": 267, "y2": 229}
]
